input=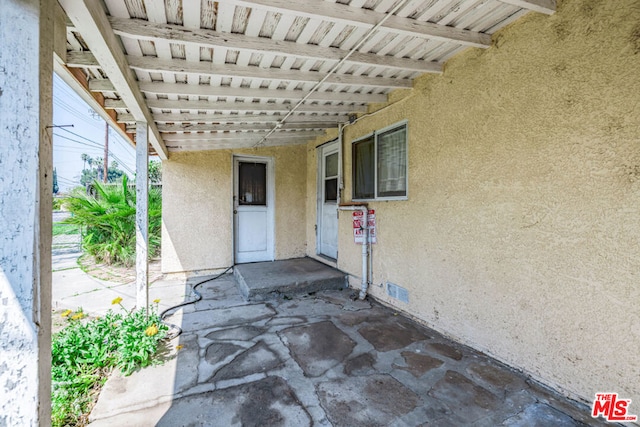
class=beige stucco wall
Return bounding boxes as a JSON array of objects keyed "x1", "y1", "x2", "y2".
[
  {"x1": 162, "y1": 144, "x2": 307, "y2": 274},
  {"x1": 306, "y1": 0, "x2": 640, "y2": 406}
]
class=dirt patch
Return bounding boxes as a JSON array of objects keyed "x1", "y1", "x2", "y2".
[{"x1": 78, "y1": 255, "x2": 163, "y2": 284}]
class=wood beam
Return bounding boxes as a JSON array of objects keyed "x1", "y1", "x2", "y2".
[
  {"x1": 93, "y1": 79, "x2": 386, "y2": 104},
  {"x1": 140, "y1": 99, "x2": 366, "y2": 114},
  {"x1": 157, "y1": 122, "x2": 337, "y2": 132},
  {"x1": 65, "y1": 50, "x2": 101, "y2": 68},
  {"x1": 118, "y1": 112, "x2": 349, "y2": 124},
  {"x1": 54, "y1": 62, "x2": 135, "y2": 145},
  {"x1": 497, "y1": 0, "x2": 555, "y2": 15},
  {"x1": 60, "y1": 0, "x2": 168, "y2": 159},
  {"x1": 108, "y1": 18, "x2": 442, "y2": 73},
  {"x1": 166, "y1": 138, "x2": 310, "y2": 151},
  {"x1": 162, "y1": 130, "x2": 325, "y2": 142},
  {"x1": 223, "y1": 0, "x2": 491, "y2": 47},
  {"x1": 138, "y1": 82, "x2": 387, "y2": 104},
  {"x1": 127, "y1": 56, "x2": 413, "y2": 89}
]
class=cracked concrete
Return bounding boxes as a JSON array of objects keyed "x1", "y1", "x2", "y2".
[{"x1": 88, "y1": 273, "x2": 607, "y2": 426}]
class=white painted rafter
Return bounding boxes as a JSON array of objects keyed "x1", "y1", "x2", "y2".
[
  {"x1": 90, "y1": 80, "x2": 387, "y2": 103},
  {"x1": 108, "y1": 18, "x2": 442, "y2": 73},
  {"x1": 497, "y1": 0, "x2": 555, "y2": 15},
  {"x1": 125, "y1": 57, "x2": 414, "y2": 89},
  {"x1": 60, "y1": 0, "x2": 168, "y2": 159},
  {"x1": 162, "y1": 130, "x2": 325, "y2": 142},
  {"x1": 117, "y1": 112, "x2": 349, "y2": 124},
  {"x1": 106, "y1": 98, "x2": 366, "y2": 114},
  {"x1": 59, "y1": 0, "x2": 553, "y2": 152},
  {"x1": 157, "y1": 122, "x2": 337, "y2": 132},
  {"x1": 220, "y1": 0, "x2": 491, "y2": 47}
]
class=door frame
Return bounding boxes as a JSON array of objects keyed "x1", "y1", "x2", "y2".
[
  {"x1": 232, "y1": 155, "x2": 275, "y2": 264},
  {"x1": 316, "y1": 139, "x2": 340, "y2": 259}
]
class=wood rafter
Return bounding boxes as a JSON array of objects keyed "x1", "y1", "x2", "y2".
[
  {"x1": 126, "y1": 56, "x2": 415, "y2": 89},
  {"x1": 497, "y1": 0, "x2": 555, "y2": 15},
  {"x1": 108, "y1": 18, "x2": 443, "y2": 73},
  {"x1": 221, "y1": 0, "x2": 491, "y2": 47},
  {"x1": 157, "y1": 122, "x2": 337, "y2": 132},
  {"x1": 117, "y1": 112, "x2": 349, "y2": 124},
  {"x1": 59, "y1": 0, "x2": 553, "y2": 153},
  {"x1": 60, "y1": 0, "x2": 168, "y2": 159},
  {"x1": 162, "y1": 130, "x2": 324, "y2": 142},
  {"x1": 75, "y1": 51, "x2": 422, "y2": 88},
  {"x1": 90, "y1": 80, "x2": 388, "y2": 104},
  {"x1": 142, "y1": 99, "x2": 364, "y2": 114},
  {"x1": 165, "y1": 138, "x2": 309, "y2": 151}
]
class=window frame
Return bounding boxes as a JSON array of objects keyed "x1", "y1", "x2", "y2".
[{"x1": 352, "y1": 121, "x2": 408, "y2": 202}]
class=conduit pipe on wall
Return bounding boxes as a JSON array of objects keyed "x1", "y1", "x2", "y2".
[{"x1": 338, "y1": 204, "x2": 370, "y2": 300}]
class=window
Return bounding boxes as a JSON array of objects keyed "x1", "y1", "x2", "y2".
[
  {"x1": 238, "y1": 162, "x2": 267, "y2": 205},
  {"x1": 352, "y1": 123, "x2": 407, "y2": 200}
]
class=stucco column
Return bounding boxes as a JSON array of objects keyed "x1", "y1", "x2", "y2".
[
  {"x1": 0, "y1": 0, "x2": 54, "y2": 424},
  {"x1": 136, "y1": 122, "x2": 149, "y2": 312}
]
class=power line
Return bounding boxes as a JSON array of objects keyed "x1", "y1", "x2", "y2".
[
  {"x1": 53, "y1": 132, "x2": 103, "y2": 149},
  {"x1": 57, "y1": 126, "x2": 104, "y2": 146}
]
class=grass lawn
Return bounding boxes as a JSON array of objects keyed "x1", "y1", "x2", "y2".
[{"x1": 53, "y1": 223, "x2": 80, "y2": 236}]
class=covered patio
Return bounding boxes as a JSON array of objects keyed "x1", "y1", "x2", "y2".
[
  {"x1": 87, "y1": 271, "x2": 599, "y2": 426},
  {"x1": 2, "y1": 0, "x2": 639, "y2": 424}
]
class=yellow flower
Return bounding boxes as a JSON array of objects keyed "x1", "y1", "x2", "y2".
[
  {"x1": 153, "y1": 299, "x2": 161, "y2": 304},
  {"x1": 145, "y1": 324, "x2": 159, "y2": 337},
  {"x1": 71, "y1": 312, "x2": 85, "y2": 320},
  {"x1": 112, "y1": 296, "x2": 123, "y2": 305},
  {"x1": 175, "y1": 345, "x2": 184, "y2": 351},
  {"x1": 61, "y1": 309, "x2": 72, "y2": 318}
]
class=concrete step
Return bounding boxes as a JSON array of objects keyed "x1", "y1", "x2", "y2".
[{"x1": 234, "y1": 257, "x2": 347, "y2": 301}]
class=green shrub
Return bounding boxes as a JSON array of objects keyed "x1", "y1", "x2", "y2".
[
  {"x1": 51, "y1": 300, "x2": 168, "y2": 427},
  {"x1": 63, "y1": 176, "x2": 161, "y2": 266},
  {"x1": 53, "y1": 197, "x2": 64, "y2": 210}
]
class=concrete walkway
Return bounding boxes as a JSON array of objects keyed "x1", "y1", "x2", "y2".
[{"x1": 80, "y1": 272, "x2": 606, "y2": 426}]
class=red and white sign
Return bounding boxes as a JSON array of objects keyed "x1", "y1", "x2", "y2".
[
  {"x1": 592, "y1": 393, "x2": 637, "y2": 422},
  {"x1": 353, "y1": 210, "x2": 376, "y2": 245}
]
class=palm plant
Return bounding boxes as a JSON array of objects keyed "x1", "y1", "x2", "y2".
[{"x1": 63, "y1": 176, "x2": 161, "y2": 266}]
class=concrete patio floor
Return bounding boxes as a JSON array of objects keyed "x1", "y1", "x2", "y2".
[{"x1": 86, "y1": 272, "x2": 606, "y2": 427}]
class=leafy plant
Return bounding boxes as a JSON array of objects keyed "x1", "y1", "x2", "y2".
[
  {"x1": 62, "y1": 176, "x2": 161, "y2": 266},
  {"x1": 51, "y1": 300, "x2": 168, "y2": 427}
]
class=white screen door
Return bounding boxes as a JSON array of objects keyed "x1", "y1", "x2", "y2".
[
  {"x1": 234, "y1": 156, "x2": 274, "y2": 264},
  {"x1": 317, "y1": 141, "x2": 339, "y2": 259}
]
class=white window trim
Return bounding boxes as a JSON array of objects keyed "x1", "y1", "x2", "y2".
[{"x1": 352, "y1": 120, "x2": 408, "y2": 202}]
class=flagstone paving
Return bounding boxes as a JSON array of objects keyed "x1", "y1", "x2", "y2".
[{"x1": 88, "y1": 274, "x2": 607, "y2": 426}]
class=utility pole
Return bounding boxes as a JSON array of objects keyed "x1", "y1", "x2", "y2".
[{"x1": 103, "y1": 121, "x2": 109, "y2": 183}]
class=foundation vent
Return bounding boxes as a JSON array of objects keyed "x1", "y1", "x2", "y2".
[{"x1": 386, "y1": 282, "x2": 409, "y2": 303}]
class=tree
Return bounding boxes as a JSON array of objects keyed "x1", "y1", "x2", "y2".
[
  {"x1": 53, "y1": 167, "x2": 59, "y2": 194},
  {"x1": 149, "y1": 160, "x2": 162, "y2": 184},
  {"x1": 80, "y1": 154, "x2": 127, "y2": 186},
  {"x1": 63, "y1": 175, "x2": 162, "y2": 266}
]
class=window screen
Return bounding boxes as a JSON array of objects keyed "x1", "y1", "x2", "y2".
[
  {"x1": 352, "y1": 123, "x2": 407, "y2": 200},
  {"x1": 238, "y1": 162, "x2": 266, "y2": 205},
  {"x1": 377, "y1": 126, "x2": 407, "y2": 197},
  {"x1": 324, "y1": 152, "x2": 339, "y2": 203}
]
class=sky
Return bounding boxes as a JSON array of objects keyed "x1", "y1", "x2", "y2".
[{"x1": 53, "y1": 73, "x2": 137, "y2": 192}]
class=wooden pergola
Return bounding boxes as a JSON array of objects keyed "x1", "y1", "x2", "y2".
[{"x1": 58, "y1": 0, "x2": 555, "y2": 155}]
